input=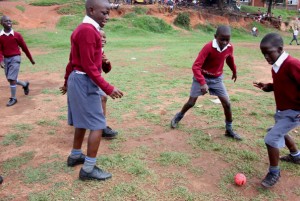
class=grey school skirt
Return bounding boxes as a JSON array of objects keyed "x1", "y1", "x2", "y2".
[{"x1": 67, "y1": 71, "x2": 106, "y2": 130}]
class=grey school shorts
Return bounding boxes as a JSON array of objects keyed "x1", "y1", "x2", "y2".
[
  {"x1": 67, "y1": 71, "x2": 106, "y2": 130},
  {"x1": 265, "y1": 109, "x2": 300, "y2": 148},
  {"x1": 99, "y1": 88, "x2": 107, "y2": 97},
  {"x1": 190, "y1": 75, "x2": 229, "y2": 98},
  {"x1": 4, "y1": 55, "x2": 21, "y2": 81}
]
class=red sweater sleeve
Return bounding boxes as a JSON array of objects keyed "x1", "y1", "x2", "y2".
[
  {"x1": 64, "y1": 52, "x2": 73, "y2": 87},
  {"x1": 192, "y1": 44, "x2": 210, "y2": 85},
  {"x1": 225, "y1": 54, "x2": 237, "y2": 75},
  {"x1": 0, "y1": 41, "x2": 3, "y2": 63},
  {"x1": 77, "y1": 30, "x2": 114, "y2": 95},
  {"x1": 16, "y1": 33, "x2": 34, "y2": 63}
]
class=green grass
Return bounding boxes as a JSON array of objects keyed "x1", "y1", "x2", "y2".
[
  {"x1": 29, "y1": 0, "x2": 77, "y2": 6},
  {"x1": 2, "y1": 152, "x2": 35, "y2": 174},
  {"x1": 16, "y1": 5, "x2": 25, "y2": 12},
  {"x1": 1, "y1": 132, "x2": 29, "y2": 146},
  {"x1": 156, "y1": 151, "x2": 191, "y2": 166}
]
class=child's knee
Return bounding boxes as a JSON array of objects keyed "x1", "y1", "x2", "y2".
[
  {"x1": 186, "y1": 100, "x2": 196, "y2": 108},
  {"x1": 101, "y1": 96, "x2": 108, "y2": 102}
]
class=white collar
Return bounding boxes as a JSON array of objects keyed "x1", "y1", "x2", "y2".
[
  {"x1": 272, "y1": 51, "x2": 289, "y2": 73},
  {"x1": 82, "y1": 16, "x2": 101, "y2": 31},
  {"x1": 0, "y1": 29, "x2": 14, "y2": 36},
  {"x1": 212, "y1": 39, "x2": 231, "y2": 52}
]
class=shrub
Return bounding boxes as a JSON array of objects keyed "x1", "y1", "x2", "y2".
[
  {"x1": 133, "y1": 6, "x2": 148, "y2": 15},
  {"x1": 174, "y1": 12, "x2": 190, "y2": 30}
]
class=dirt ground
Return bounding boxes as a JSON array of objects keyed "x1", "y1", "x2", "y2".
[{"x1": 0, "y1": 1, "x2": 300, "y2": 200}]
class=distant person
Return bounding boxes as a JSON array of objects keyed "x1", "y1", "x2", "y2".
[
  {"x1": 170, "y1": 25, "x2": 242, "y2": 141},
  {"x1": 0, "y1": 175, "x2": 3, "y2": 184},
  {"x1": 0, "y1": 15, "x2": 34, "y2": 107},
  {"x1": 289, "y1": 28, "x2": 299, "y2": 45},
  {"x1": 251, "y1": 26, "x2": 258, "y2": 37},
  {"x1": 254, "y1": 33, "x2": 300, "y2": 188},
  {"x1": 61, "y1": 0, "x2": 123, "y2": 181}
]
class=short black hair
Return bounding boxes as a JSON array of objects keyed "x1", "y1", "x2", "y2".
[
  {"x1": 260, "y1": 33, "x2": 283, "y2": 48},
  {"x1": 216, "y1": 25, "x2": 231, "y2": 36}
]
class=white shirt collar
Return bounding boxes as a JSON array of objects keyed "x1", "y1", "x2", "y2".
[
  {"x1": 272, "y1": 51, "x2": 289, "y2": 73},
  {"x1": 82, "y1": 15, "x2": 101, "y2": 31},
  {"x1": 212, "y1": 39, "x2": 231, "y2": 53},
  {"x1": 0, "y1": 29, "x2": 14, "y2": 36}
]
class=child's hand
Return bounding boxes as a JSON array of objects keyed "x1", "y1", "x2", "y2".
[
  {"x1": 232, "y1": 73, "x2": 237, "y2": 82},
  {"x1": 59, "y1": 86, "x2": 67, "y2": 95},
  {"x1": 200, "y1": 84, "x2": 208, "y2": 95},
  {"x1": 109, "y1": 87, "x2": 123, "y2": 99},
  {"x1": 31, "y1": 60, "x2": 35, "y2": 65},
  {"x1": 253, "y1": 82, "x2": 272, "y2": 92},
  {"x1": 0, "y1": 61, "x2": 4, "y2": 69},
  {"x1": 102, "y1": 55, "x2": 110, "y2": 64}
]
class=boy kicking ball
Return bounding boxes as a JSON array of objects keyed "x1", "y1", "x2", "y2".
[
  {"x1": 171, "y1": 25, "x2": 242, "y2": 141},
  {"x1": 254, "y1": 33, "x2": 300, "y2": 188}
]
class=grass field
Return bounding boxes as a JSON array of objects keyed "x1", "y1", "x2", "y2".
[{"x1": 1, "y1": 1, "x2": 300, "y2": 201}]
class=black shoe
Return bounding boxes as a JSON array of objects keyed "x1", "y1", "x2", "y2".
[
  {"x1": 261, "y1": 171, "x2": 280, "y2": 188},
  {"x1": 170, "y1": 113, "x2": 183, "y2": 128},
  {"x1": 225, "y1": 129, "x2": 242, "y2": 141},
  {"x1": 23, "y1": 82, "x2": 30, "y2": 95},
  {"x1": 6, "y1": 98, "x2": 17, "y2": 107},
  {"x1": 79, "y1": 166, "x2": 112, "y2": 181},
  {"x1": 280, "y1": 154, "x2": 300, "y2": 164},
  {"x1": 67, "y1": 153, "x2": 86, "y2": 167},
  {"x1": 102, "y1": 126, "x2": 118, "y2": 139},
  {"x1": 0, "y1": 176, "x2": 3, "y2": 184}
]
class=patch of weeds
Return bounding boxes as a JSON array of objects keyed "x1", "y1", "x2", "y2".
[
  {"x1": 133, "y1": 6, "x2": 148, "y2": 15},
  {"x1": 37, "y1": 119, "x2": 60, "y2": 127},
  {"x1": 41, "y1": 88, "x2": 61, "y2": 95},
  {"x1": 136, "y1": 111, "x2": 161, "y2": 124},
  {"x1": 124, "y1": 126, "x2": 153, "y2": 138},
  {"x1": 236, "y1": 150, "x2": 259, "y2": 161},
  {"x1": 156, "y1": 151, "x2": 190, "y2": 166},
  {"x1": 0, "y1": 195, "x2": 15, "y2": 201},
  {"x1": 293, "y1": 186, "x2": 300, "y2": 196},
  {"x1": 280, "y1": 161, "x2": 300, "y2": 176},
  {"x1": 58, "y1": 114, "x2": 67, "y2": 120},
  {"x1": 174, "y1": 12, "x2": 190, "y2": 30},
  {"x1": 43, "y1": 98, "x2": 52, "y2": 102},
  {"x1": 131, "y1": 15, "x2": 173, "y2": 33},
  {"x1": 2, "y1": 151, "x2": 34, "y2": 173},
  {"x1": 167, "y1": 186, "x2": 195, "y2": 201},
  {"x1": 47, "y1": 130, "x2": 56, "y2": 135},
  {"x1": 108, "y1": 133, "x2": 127, "y2": 151},
  {"x1": 59, "y1": 106, "x2": 68, "y2": 112},
  {"x1": 256, "y1": 187, "x2": 281, "y2": 200},
  {"x1": 29, "y1": 0, "x2": 73, "y2": 6},
  {"x1": 13, "y1": 123, "x2": 33, "y2": 131},
  {"x1": 16, "y1": 5, "x2": 25, "y2": 12},
  {"x1": 28, "y1": 182, "x2": 72, "y2": 201},
  {"x1": 188, "y1": 129, "x2": 222, "y2": 151},
  {"x1": 1, "y1": 132, "x2": 29, "y2": 146},
  {"x1": 102, "y1": 182, "x2": 156, "y2": 201},
  {"x1": 188, "y1": 166, "x2": 204, "y2": 176},
  {"x1": 23, "y1": 161, "x2": 72, "y2": 183},
  {"x1": 57, "y1": 2, "x2": 84, "y2": 15},
  {"x1": 99, "y1": 153, "x2": 150, "y2": 177}
]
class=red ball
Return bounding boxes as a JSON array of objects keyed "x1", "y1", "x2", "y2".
[{"x1": 234, "y1": 173, "x2": 246, "y2": 186}]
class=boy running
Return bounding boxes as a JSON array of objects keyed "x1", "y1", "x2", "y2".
[{"x1": 254, "y1": 33, "x2": 300, "y2": 188}]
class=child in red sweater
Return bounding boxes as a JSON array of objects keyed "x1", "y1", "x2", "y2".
[
  {"x1": 0, "y1": 16, "x2": 35, "y2": 106},
  {"x1": 171, "y1": 25, "x2": 242, "y2": 141},
  {"x1": 254, "y1": 33, "x2": 300, "y2": 188}
]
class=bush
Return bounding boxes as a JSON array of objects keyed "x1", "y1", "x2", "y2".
[
  {"x1": 133, "y1": 6, "x2": 148, "y2": 15},
  {"x1": 174, "y1": 12, "x2": 190, "y2": 30},
  {"x1": 131, "y1": 16, "x2": 172, "y2": 33}
]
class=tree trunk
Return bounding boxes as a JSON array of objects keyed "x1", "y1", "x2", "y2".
[{"x1": 267, "y1": 0, "x2": 273, "y2": 14}]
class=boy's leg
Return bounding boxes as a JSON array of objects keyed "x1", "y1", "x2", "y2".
[
  {"x1": 218, "y1": 96, "x2": 242, "y2": 140},
  {"x1": 7, "y1": 80, "x2": 18, "y2": 106},
  {"x1": 17, "y1": 80, "x2": 30, "y2": 95},
  {"x1": 171, "y1": 96, "x2": 198, "y2": 128},
  {"x1": 79, "y1": 129, "x2": 112, "y2": 180},
  {"x1": 67, "y1": 128, "x2": 86, "y2": 167},
  {"x1": 280, "y1": 135, "x2": 300, "y2": 164}
]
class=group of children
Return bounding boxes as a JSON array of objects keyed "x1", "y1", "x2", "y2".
[{"x1": 0, "y1": 0, "x2": 299, "y2": 189}]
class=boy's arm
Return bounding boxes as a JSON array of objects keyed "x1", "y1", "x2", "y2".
[
  {"x1": 102, "y1": 53, "x2": 112, "y2": 73},
  {"x1": 0, "y1": 40, "x2": 4, "y2": 66},
  {"x1": 253, "y1": 82, "x2": 273, "y2": 92},
  {"x1": 16, "y1": 33, "x2": 35, "y2": 65},
  {"x1": 192, "y1": 46, "x2": 210, "y2": 85}
]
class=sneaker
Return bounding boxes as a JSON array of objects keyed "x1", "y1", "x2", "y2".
[
  {"x1": 225, "y1": 129, "x2": 242, "y2": 141},
  {"x1": 280, "y1": 154, "x2": 300, "y2": 164},
  {"x1": 261, "y1": 171, "x2": 280, "y2": 188},
  {"x1": 6, "y1": 98, "x2": 17, "y2": 107},
  {"x1": 170, "y1": 113, "x2": 183, "y2": 128},
  {"x1": 67, "y1": 153, "x2": 86, "y2": 167},
  {"x1": 102, "y1": 126, "x2": 118, "y2": 139},
  {"x1": 23, "y1": 82, "x2": 30, "y2": 95},
  {"x1": 0, "y1": 176, "x2": 3, "y2": 184},
  {"x1": 79, "y1": 166, "x2": 112, "y2": 181}
]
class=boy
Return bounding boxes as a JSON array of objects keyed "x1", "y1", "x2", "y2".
[
  {"x1": 99, "y1": 29, "x2": 119, "y2": 139},
  {"x1": 170, "y1": 25, "x2": 242, "y2": 141},
  {"x1": 0, "y1": 15, "x2": 35, "y2": 106},
  {"x1": 289, "y1": 28, "x2": 299, "y2": 45},
  {"x1": 254, "y1": 33, "x2": 300, "y2": 188},
  {"x1": 63, "y1": 0, "x2": 123, "y2": 181}
]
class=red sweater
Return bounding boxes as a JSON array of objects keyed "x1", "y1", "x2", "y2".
[
  {"x1": 64, "y1": 23, "x2": 114, "y2": 95},
  {"x1": 192, "y1": 41, "x2": 237, "y2": 85},
  {"x1": 0, "y1": 31, "x2": 34, "y2": 63},
  {"x1": 270, "y1": 56, "x2": 300, "y2": 111}
]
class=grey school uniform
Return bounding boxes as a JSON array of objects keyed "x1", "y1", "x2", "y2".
[
  {"x1": 190, "y1": 75, "x2": 229, "y2": 98},
  {"x1": 67, "y1": 71, "x2": 106, "y2": 130},
  {"x1": 4, "y1": 55, "x2": 21, "y2": 80},
  {"x1": 265, "y1": 109, "x2": 300, "y2": 148}
]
